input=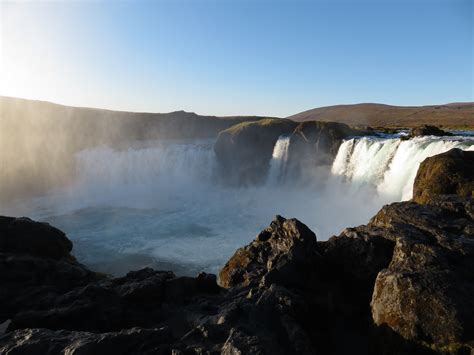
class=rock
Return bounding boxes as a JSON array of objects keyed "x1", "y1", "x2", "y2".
[
  {"x1": 285, "y1": 121, "x2": 364, "y2": 181},
  {"x1": 221, "y1": 328, "x2": 267, "y2": 355},
  {"x1": 0, "y1": 253, "x2": 96, "y2": 321},
  {"x1": 0, "y1": 217, "x2": 222, "y2": 334},
  {"x1": 413, "y1": 148, "x2": 474, "y2": 204},
  {"x1": 0, "y1": 216, "x2": 96, "y2": 322},
  {"x1": 0, "y1": 216, "x2": 72, "y2": 259},
  {"x1": 369, "y1": 197, "x2": 474, "y2": 353},
  {"x1": 2, "y1": 185, "x2": 474, "y2": 353},
  {"x1": 218, "y1": 215, "x2": 318, "y2": 289},
  {"x1": 0, "y1": 327, "x2": 173, "y2": 355},
  {"x1": 6, "y1": 267, "x2": 222, "y2": 333},
  {"x1": 409, "y1": 125, "x2": 452, "y2": 138},
  {"x1": 317, "y1": 226, "x2": 395, "y2": 317},
  {"x1": 214, "y1": 119, "x2": 297, "y2": 185}
]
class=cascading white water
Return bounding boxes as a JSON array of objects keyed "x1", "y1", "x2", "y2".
[
  {"x1": 267, "y1": 136, "x2": 290, "y2": 184},
  {"x1": 4, "y1": 132, "x2": 474, "y2": 277},
  {"x1": 76, "y1": 140, "x2": 215, "y2": 189},
  {"x1": 332, "y1": 135, "x2": 474, "y2": 200}
]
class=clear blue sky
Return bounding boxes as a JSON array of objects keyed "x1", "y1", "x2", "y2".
[{"x1": 1, "y1": 0, "x2": 472, "y2": 117}]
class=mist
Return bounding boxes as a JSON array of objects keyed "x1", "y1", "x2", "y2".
[
  {"x1": 0, "y1": 96, "x2": 270, "y2": 201},
  {"x1": 2, "y1": 137, "x2": 390, "y2": 276},
  {"x1": 2, "y1": 97, "x2": 473, "y2": 276}
]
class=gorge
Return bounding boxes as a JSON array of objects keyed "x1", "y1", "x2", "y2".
[
  {"x1": 1, "y1": 98, "x2": 473, "y2": 354},
  {"x1": 0, "y1": 148, "x2": 473, "y2": 354},
  {"x1": 1, "y1": 108, "x2": 473, "y2": 277}
]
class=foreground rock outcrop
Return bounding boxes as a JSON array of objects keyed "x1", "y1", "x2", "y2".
[
  {"x1": 413, "y1": 148, "x2": 474, "y2": 204},
  {"x1": 3, "y1": 196, "x2": 473, "y2": 354},
  {"x1": 1, "y1": 150, "x2": 474, "y2": 354}
]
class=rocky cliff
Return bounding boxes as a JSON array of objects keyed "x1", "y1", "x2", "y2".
[
  {"x1": 1, "y1": 149, "x2": 473, "y2": 354},
  {"x1": 214, "y1": 119, "x2": 366, "y2": 185},
  {"x1": 214, "y1": 118, "x2": 298, "y2": 185}
]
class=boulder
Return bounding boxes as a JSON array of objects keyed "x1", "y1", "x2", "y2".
[
  {"x1": 369, "y1": 197, "x2": 474, "y2": 353},
  {"x1": 218, "y1": 215, "x2": 318, "y2": 288},
  {"x1": 409, "y1": 125, "x2": 452, "y2": 138},
  {"x1": 413, "y1": 148, "x2": 474, "y2": 204},
  {"x1": 0, "y1": 216, "x2": 72, "y2": 259},
  {"x1": 214, "y1": 119, "x2": 297, "y2": 185}
]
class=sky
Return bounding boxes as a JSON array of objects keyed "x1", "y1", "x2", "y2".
[{"x1": 0, "y1": 0, "x2": 472, "y2": 117}]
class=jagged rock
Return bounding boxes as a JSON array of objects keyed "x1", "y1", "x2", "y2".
[
  {"x1": 0, "y1": 253, "x2": 95, "y2": 321},
  {"x1": 0, "y1": 216, "x2": 96, "y2": 321},
  {"x1": 413, "y1": 148, "x2": 474, "y2": 204},
  {"x1": 0, "y1": 216, "x2": 72, "y2": 259},
  {"x1": 0, "y1": 327, "x2": 173, "y2": 355},
  {"x1": 369, "y1": 197, "x2": 474, "y2": 353},
  {"x1": 214, "y1": 119, "x2": 297, "y2": 185},
  {"x1": 6, "y1": 267, "x2": 222, "y2": 333},
  {"x1": 218, "y1": 215, "x2": 318, "y2": 289},
  {"x1": 0, "y1": 217, "x2": 222, "y2": 334},
  {"x1": 2, "y1": 169, "x2": 474, "y2": 354},
  {"x1": 409, "y1": 125, "x2": 452, "y2": 138}
]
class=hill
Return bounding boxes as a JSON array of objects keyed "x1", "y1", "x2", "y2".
[{"x1": 287, "y1": 102, "x2": 474, "y2": 128}]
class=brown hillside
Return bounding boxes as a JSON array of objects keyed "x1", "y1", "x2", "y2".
[{"x1": 287, "y1": 103, "x2": 474, "y2": 128}]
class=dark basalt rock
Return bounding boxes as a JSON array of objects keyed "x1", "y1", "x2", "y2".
[
  {"x1": 0, "y1": 327, "x2": 174, "y2": 355},
  {"x1": 409, "y1": 125, "x2": 452, "y2": 138},
  {"x1": 413, "y1": 148, "x2": 474, "y2": 204},
  {"x1": 369, "y1": 197, "x2": 474, "y2": 353},
  {"x1": 214, "y1": 118, "x2": 298, "y2": 185},
  {"x1": 0, "y1": 216, "x2": 72, "y2": 259},
  {"x1": 218, "y1": 215, "x2": 318, "y2": 289}
]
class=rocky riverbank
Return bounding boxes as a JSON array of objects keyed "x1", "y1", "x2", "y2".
[{"x1": 1, "y1": 149, "x2": 473, "y2": 354}]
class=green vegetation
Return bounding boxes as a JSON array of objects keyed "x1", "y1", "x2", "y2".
[{"x1": 222, "y1": 118, "x2": 292, "y2": 135}]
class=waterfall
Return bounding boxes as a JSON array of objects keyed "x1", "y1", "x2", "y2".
[
  {"x1": 267, "y1": 136, "x2": 291, "y2": 184},
  {"x1": 332, "y1": 135, "x2": 474, "y2": 200},
  {"x1": 69, "y1": 140, "x2": 217, "y2": 205}
]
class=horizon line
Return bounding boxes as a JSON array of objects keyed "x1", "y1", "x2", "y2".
[{"x1": 1, "y1": 95, "x2": 473, "y2": 119}]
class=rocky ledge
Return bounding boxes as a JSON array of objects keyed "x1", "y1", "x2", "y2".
[
  {"x1": 214, "y1": 119, "x2": 366, "y2": 185},
  {"x1": 409, "y1": 125, "x2": 453, "y2": 138},
  {"x1": 1, "y1": 149, "x2": 473, "y2": 355}
]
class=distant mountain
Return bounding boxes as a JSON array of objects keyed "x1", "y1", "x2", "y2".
[{"x1": 287, "y1": 102, "x2": 474, "y2": 128}]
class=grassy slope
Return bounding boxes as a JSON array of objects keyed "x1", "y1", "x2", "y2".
[
  {"x1": 222, "y1": 118, "x2": 292, "y2": 135},
  {"x1": 287, "y1": 103, "x2": 474, "y2": 129}
]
